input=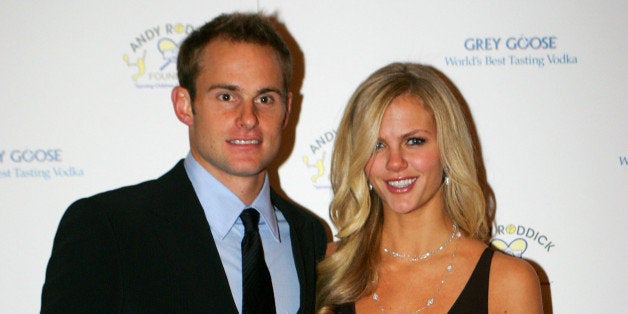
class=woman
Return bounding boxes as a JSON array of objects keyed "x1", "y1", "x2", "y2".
[{"x1": 316, "y1": 63, "x2": 542, "y2": 313}]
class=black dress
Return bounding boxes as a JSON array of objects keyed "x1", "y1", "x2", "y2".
[{"x1": 335, "y1": 248, "x2": 494, "y2": 313}]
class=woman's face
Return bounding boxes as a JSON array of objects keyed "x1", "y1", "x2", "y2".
[{"x1": 365, "y1": 93, "x2": 444, "y2": 216}]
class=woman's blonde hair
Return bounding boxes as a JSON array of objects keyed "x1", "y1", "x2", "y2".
[{"x1": 316, "y1": 63, "x2": 489, "y2": 312}]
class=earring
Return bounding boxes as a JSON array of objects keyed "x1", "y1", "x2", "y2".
[{"x1": 444, "y1": 177, "x2": 451, "y2": 186}]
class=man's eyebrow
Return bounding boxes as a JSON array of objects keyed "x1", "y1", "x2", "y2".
[
  {"x1": 258, "y1": 87, "x2": 283, "y2": 96},
  {"x1": 206, "y1": 85, "x2": 283, "y2": 96},
  {"x1": 207, "y1": 84, "x2": 238, "y2": 92}
]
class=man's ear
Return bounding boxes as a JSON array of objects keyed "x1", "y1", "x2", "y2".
[
  {"x1": 172, "y1": 86, "x2": 194, "y2": 126},
  {"x1": 282, "y1": 92, "x2": 293, "y2": 129}
]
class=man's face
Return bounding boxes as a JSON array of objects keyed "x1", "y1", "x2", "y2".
[{"x1": 186, "y1": 39, "x2": 291, "y2": 187}]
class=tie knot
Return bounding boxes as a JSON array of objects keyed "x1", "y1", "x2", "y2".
[{"x1": 240, "y1": 208, "x2": 260, "y2": 231}]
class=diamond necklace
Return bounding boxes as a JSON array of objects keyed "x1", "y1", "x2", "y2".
[
  {"x1": 373, "y1": 230, "x2": 461, "y2": 313},
  {"x1": 382, "y1": 223, "x2": 458, "y2": 262}
]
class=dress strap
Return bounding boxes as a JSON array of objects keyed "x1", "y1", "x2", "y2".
[{"x1": 447, "y1": 247, "x2": 494, "y2": 313}]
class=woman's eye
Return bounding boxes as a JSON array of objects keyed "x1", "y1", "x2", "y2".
[
  {"x1": 374, "y1": 141, "x2": 385, "y2": 151},
  {"x1": 407, "y1": 137, "x2": 426, "y2": 145}
]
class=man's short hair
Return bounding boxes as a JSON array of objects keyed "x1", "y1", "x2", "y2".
[{"x1": 177, "y1": 12, "x2": 293, "y2": 101}]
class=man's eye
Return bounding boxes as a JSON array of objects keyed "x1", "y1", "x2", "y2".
[
  {"x1": 258, "y1": 95, "x2": 274, "y2": 104},
  {"x1": 218, "y1": 93, "x2": 232, "y2": 101}
]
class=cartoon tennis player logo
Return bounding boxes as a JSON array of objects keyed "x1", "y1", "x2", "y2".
[{"x1": 491, "y1": 238, "x2": 528, "y2": 257}]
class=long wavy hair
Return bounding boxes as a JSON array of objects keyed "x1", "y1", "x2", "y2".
[{"x1": 316, "y1": 63, "x2": 488, "y2": 312}]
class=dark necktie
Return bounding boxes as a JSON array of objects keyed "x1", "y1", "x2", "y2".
[{"x1": 240, "y1": 208, "x2": 276, "y2": 313}]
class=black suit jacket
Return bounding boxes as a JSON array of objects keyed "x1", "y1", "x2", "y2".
[{"x1": 41, "y1": 161, "x2": 327, "y2": 313}]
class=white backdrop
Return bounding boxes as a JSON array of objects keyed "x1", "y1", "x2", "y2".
[{"x1": 1, "y1": 1, "x2": 626, "y2": 312}]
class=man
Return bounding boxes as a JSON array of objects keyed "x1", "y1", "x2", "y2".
[{"x1": 41, "y1": 13, "x2": 327, "y2": 313}]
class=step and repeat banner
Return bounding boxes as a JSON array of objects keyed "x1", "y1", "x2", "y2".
[{"x1": 1, "y1": 1, "x2": 626, "y2": 312}]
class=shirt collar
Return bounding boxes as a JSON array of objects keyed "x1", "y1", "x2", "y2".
[{"x1": 184, "y1": 153, "x2": 281, "y2": 242}]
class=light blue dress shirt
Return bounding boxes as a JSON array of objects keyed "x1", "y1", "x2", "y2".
[{"x1": 184, "y1": 153, "x2": 299, "y2": 313}]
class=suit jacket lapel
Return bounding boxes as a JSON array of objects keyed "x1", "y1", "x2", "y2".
[
  {"x1": 149, "y1": 161, "x2": 238, "y2": 313},
  {"x1": 271, "y1": 190, "x2": 321, "y2": 314}
]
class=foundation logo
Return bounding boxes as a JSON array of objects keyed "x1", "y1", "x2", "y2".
[
  {"x1": 490, "y1": 223, "x2": 555, "y2": 258},
  {"x1": 0, "y1": 148, "x2": 85, "y2": 181},
  {"x1": 302, "y1": 130, "x2": 336, "y2": 189},
  {"x1": 122, "y1": 23, "x2": 195, "y2": 89}
]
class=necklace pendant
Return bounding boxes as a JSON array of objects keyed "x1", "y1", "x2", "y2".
[{"x1": 426, "y1": 298, "x2": 434, "y2": 307}]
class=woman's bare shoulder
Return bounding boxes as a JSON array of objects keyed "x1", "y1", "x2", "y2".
[
  {"x1": 489, "y1": 250, "x2": 543, "y2": 313},
  {"x1": 326, "y1": 241, "x2": 339, "y2": 257}
]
